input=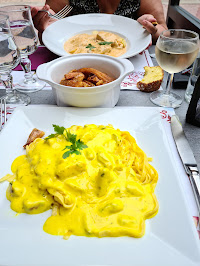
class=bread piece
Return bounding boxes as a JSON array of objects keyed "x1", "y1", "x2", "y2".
[{"x1": 137, "y1": 66, "x2": 164, "y2": 92}]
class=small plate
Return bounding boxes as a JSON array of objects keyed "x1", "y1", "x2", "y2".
[
  {"x1": 0, "y1": 106, "x2": 200, "y2": 265},
  {"x1": 42, "y1": 13, "x2": 151, "y2": 58}
]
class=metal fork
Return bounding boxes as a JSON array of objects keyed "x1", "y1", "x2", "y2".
[
  {"x1": 38, "y1": 5, "x2": 73, "y2": 20},
  {"x1": 0, "y1": 97, "x2": 6, "y2": 132}
]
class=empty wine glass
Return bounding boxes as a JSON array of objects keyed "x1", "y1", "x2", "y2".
[
  {"x1": 0, "y1": 5, "x2": 45, "y2": 93},
  {"x1": 0, "y1": 14, "x2": 30, "y2": 105},
  {"x1": 150, "y1": 29, "x2": 199, "y2": 108}
]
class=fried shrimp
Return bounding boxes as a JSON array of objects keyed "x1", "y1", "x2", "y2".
[
  {"x1": 60, "y1": 68, "x2": 115, "y2": 87},
  {"x1": 23, "y1": 128, "x2": 45, "y2": 148},
  {"x1": 78, "y1": 68, "x2": 114, "y2": 83}
]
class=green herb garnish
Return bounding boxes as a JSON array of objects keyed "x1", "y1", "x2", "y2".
[
  {"x1": 62, "y1": 131, "x2": 88, "y2": 159},
  {"x1": 46, "y1": 125, "x2": 88, "y2": 159},
  {"x1": 45, "y1": 124, "x2": 65, "y2": 140},
  {"x1": 98, "y1": 41, "x2": 113, "y2": 45},
  {"x1": 86, "y1": 43, "x2": 96, "y2": 50}
]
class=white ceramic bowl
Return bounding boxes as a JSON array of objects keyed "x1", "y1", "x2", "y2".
[{"x1": 36, "y1": 54, "x2": 134, "y2": 107}]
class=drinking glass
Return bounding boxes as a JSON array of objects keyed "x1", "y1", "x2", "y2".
[
  {"x1": 0, "y1": 5, "x2": 45, "y2": 93},
  {"x1": 185, "y1": 52, "x2": 200, "y2": 103},
  {"x1": 150, "y1": 29, "x2": 199, "y2": 108},
  {"x1": 0, "y1": 14, "x2": 30, "y2": 105}
]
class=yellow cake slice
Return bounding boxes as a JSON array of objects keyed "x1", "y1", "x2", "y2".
[{"x1": 137, "y1": 66, "x2": 164, "y2": 92}]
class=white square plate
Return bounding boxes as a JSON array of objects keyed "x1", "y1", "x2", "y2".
[{"x1": 0, "y1": 106, "x2": 199, "y2": 266}]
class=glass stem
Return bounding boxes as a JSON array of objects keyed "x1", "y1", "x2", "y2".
[
  {"x1": 20, "y1": 55, "x2": 34, "y2": 83},
  {"x1": 0, "y1": 72, "x2": 14, "y2": 95},
  {"x1": 165, "y1": 73, "x2": 174, "y2": 95}
]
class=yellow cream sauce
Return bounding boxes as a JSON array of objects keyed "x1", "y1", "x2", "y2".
[
  {"x1": 5, "y1": 124, "x2": 158, "y2": 239},
  {"x1": 64, "y1": 31, "x2": 126, "y2": 57}
]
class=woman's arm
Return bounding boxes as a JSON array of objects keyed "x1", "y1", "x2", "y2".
[{"x1": 137, "y1": 0, "x2": 168, "y2": 43}]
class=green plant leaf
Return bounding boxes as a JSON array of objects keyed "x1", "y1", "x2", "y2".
[
  {"x1": 66, "y1": 131, "x2": 77, "y2": 143},
  {"x1": 46, "y1": 125, "x2": 88, "y2": 159},
  {"x1": 63, "y1": 150, "x2": 74, "y2": 159},
  {"x1": 45, "y1": 133, "x2": 58, "y2": 140},
  {"x1": 63, "y1": 145, "x2": 72, "y2": 151},
  {"x1": 76, "y1": 139, "x2": 88, "y2": 150},
  {"x1": 74, "y1": 150, "x2": 81, "y2": 155},
  {"x1": 86, "y1": 43, "x2": 96, "y2": 50},
  {"x1": 98, "y1": 41, "x2": 113, "y2": 45},
  {"x1": 53, "y1": 124, "x2": 65, "y2": 135}
]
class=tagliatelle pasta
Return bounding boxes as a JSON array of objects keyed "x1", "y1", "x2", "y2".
[{"x1": 0, "y1": 124, "x2": 159, "y2": 239}]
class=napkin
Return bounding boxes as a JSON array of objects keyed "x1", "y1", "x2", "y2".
[{"x1": 160, "y1": 107, "x2": 199, "y2": 238}]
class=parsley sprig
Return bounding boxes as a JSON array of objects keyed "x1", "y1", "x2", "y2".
[
  {"x1": 46, "y1": 125, "x2": 88, "y2": 159},
  {"x1": 86, "y1": 43, "x2": 96, "y2": 50},
  {"x1": 45, "y1": 124, "x2": 65, "y2": 140},
  {"x1": 63, "y1": 131, "x2": 88, "y2": 159}
]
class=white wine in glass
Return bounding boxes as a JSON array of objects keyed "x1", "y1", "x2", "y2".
[
  {"x1": 0, "y1": 14, "x2": 30, "y2": 105},
  {"x1": 0, "y1": 5, "x2": 45, "y2": 93},
  {"x1": 150, "y1": 29, "x2": 199, "y2": 108}
]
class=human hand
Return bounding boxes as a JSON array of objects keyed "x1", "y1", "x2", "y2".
[
  {"x1": 137, "y1": 14, "x2": 166, "y2": 43},
  {"x1": 31, "y1": 4, "x2": 57, "y2": 33},
  {"x1": 137, "y1": 14, "x2": 158, "y2": 37}
]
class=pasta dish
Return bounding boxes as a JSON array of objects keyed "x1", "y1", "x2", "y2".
[
  {"x1": 0, "y1": 124, "x2": 158, "y2": 239},
  {"x1": 64, "y1": 31, "x2": 126, "y2": 57}
]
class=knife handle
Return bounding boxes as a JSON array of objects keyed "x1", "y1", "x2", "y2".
[{"x1": 187, "y1": 165, "x2": 200, "y2": 214}]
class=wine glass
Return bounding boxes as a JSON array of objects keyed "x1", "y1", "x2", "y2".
[
  {"x1": 0, "y1": 5, "x2": 45, "y2": 93},
  {"x1": 0, "y1": 14, "x2": 30, "y2": 105},
  {"x1": 150, "y1": 29, "x2": 199, "y2": 108}
]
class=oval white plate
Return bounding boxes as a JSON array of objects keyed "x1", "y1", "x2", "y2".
[{"x1": 42, "y1": 13, "x2": 151, "y2": 58}]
